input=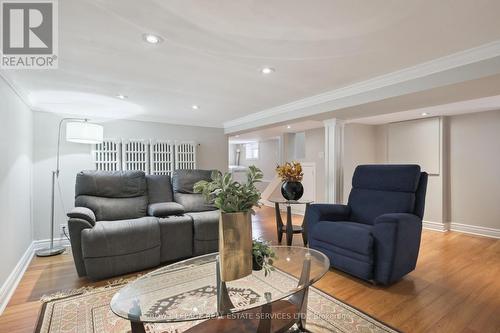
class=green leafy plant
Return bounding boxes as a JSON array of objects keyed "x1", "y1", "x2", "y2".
[
  {"x1": 193, "y1": 165, "x2": 263, "y2": 213},
  {"x1": 252, "y1": 238, "x2": 276, "y2": 277}
]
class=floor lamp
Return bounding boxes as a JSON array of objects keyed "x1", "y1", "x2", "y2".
[{"x1": 36, "y1": 118, "x2": 104, "y2": 257}]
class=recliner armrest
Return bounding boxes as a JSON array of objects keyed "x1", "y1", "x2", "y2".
[
  {"x1": 372, "y1": 213, "x2": 422, "y2": 285},
  {"x1": 148, "y1": 202, "x2": 185, "y2": 217},
  {"x1": 304, "y1": 204, "x2": 350, "y2": 240},
  {"x1": 305, "y1": 204, "x2": 350, "y2": 223},
  {"x1": 67, "y1": 217, "x2": 94, "y2": 277},
  {"x1": 67, "y1": 207, "x2": 96, "y2": 226}
]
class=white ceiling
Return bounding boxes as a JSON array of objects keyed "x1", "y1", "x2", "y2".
[
  {"x1": 348, "y1": 95, "x2": 500, "y2": 125},
  {"x1": 3, "y1": 0, "x2": 500, "y2": 128},
  {"x1": 228, "y1": 120, "x2": 323, "y2": 144}
]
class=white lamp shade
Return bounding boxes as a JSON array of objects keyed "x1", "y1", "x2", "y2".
[{"x1": 66, "y1": 122, "x2": 104, "y2": 144}]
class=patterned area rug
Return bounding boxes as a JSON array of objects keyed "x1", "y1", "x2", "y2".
[{"x1": 36, "y1": 272, "x2": 399, "y2": 333}]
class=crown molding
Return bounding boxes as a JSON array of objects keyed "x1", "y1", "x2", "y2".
[
  {"x1": 0, "y1": 72, "x2": 33, "y2": 109},
  {"x1": 224, "y1": 40, "x2": 500, "y2": 134}
]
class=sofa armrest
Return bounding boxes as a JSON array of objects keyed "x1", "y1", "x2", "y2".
[
  {"x1": 67, "y1": 207, "x2": 96, "y2": 226},
  {"x1": 67, "y1": 217, "x2": 94, "y2": 277},
  {"x1": 373, "y1": 213, "x2": 422, "y2": 284},
  {"x1": 304, "y1": 204, "x2": 350, "y2": 240},
  {"x1": 148, "y1": 202, "x2": 185, "y2": 217}
]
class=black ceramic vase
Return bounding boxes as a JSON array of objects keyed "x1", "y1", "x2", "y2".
[{"x1": 281, "y1": 181, "x2": 304, "y2": 201}]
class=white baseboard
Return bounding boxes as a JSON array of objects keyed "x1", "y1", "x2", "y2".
[
  {"x1": 0, "y1": 242, "x2": 35, "y2": 315},
  {"x1": 0, "y1": 237, "x2": 71, "y2": 315},
  {"x1": 423, "y1": 220, "x2": 449, "y2": 232},
  {"x1": 33, "y1": 236, "x2": 71, "y2": 250},
  {"x1": 449, "y1": 222, "x2": 500, "y2": 239}
]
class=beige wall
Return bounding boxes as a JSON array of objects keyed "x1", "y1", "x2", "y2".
[
  {"x1": 449, "y1": 110, "x2": 500, "y2": 229},
  {"x1": 267, "y1": 128, "x2": 325, "y2": 203},
  {"x1": 377, "y1": 117, "x2": 446, "y2": 224},
  {"x1": 0, "y1": 79, "x2": 33, "y2": 297},
  {"x1": 300, "y1": 128, "x2": 326, "y2": 203},
  {"x1": 32, "y1": 111, "x2": 228, "y2": 240},
  {"x1": 343, "y1": 124, "x2": 378, "y2": 202},
  {"x1": 237, "y1": 138, "x2": 280, "y2": 181}
]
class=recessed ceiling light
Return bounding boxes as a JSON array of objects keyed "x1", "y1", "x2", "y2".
[
  {"x1": 192, "y1": 105, "x2": 200, "y2": 110},
  {"x1": 143, "y1": 33, "x2": 163, "y2": 44},
  {"x1": 235, "y1": 135, "x2": 240, "y2": 138},
  {"x1": 286, "y1": 125, "x2": 291, "y2": 129},
  {"x1": 261, "y1": 67, "x2": 275, "y2": 75},
  {"x1": 116, "y1": 94, "x2": 128, "y2": 100},
  {"x1": 421, "y1": 112, "x2": 429, "y2": 116}
]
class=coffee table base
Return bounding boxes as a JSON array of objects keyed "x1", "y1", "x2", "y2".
[{"x1": 118, "y1": 248, "x2": 322, "y2": 333}]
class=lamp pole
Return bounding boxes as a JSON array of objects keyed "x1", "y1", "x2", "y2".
[{"x1": 36, "y1": 118, "x2": 89, "y2": 257}]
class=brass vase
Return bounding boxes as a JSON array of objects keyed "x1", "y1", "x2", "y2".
[{"x1": 219, "y1": 211, "x2": 253, "y2": 281}]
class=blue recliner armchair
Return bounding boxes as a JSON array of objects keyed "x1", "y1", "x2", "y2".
[{"x1": 306, "y1": 164, "x2": 428, "y2": 285}]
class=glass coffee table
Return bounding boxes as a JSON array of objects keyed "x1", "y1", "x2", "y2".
[{"x1": 111, "y1": 246, "x2": 329, "y2": 333}]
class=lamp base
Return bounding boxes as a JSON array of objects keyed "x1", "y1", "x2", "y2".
[{"x1": 36, "y1": 246, "x2": 66, "y2": 257}]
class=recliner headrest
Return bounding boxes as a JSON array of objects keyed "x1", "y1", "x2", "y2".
[{"x1": 352, "y1": 165, "x2": 421, "y2": 192}]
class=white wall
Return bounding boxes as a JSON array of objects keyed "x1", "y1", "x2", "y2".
[
  {"x1": 0, "y1": 79, "x2": 33, "y2": 295},
  {"x1": 32, "y1": 111, "x2": 228, "y2": 240}
]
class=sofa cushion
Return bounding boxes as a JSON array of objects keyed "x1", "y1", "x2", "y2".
[
  {"x1": 174, "y1": 193, "x2": 216, "y2": 212},
  {"x1": 76, "y1": 195, "x2": 147, "y2": 221},
  {"x1": 81, "y1": 217, "x2": 160, "y2": 258},
  {"x1": 158, "y1": 215, "x2": 193, "y2": 262},
  {"x1": 186, "y1": 210, "x2": 220, "y2": 241},
  {"x1": 146, "y1": 175, "x2": 173, "y2": 203},
  {"x1": 148, "y1": 202, "x2": 185, "y2": 217},
  {"x1": 76, "y1": 170, "x2": 147, "y2": 198},
  {"x1": 172, "y1": 169, "x2": 213, "y2": 194},
  {"x1": 310, "y1": 221, "x2": 373, "y2": 256}
]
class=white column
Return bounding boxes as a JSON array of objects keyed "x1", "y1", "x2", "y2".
[{"x1": 324, "y1": 119, "x2": 344, "y2": 204}]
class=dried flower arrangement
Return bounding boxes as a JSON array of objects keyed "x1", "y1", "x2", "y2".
[{"x1": 276, "y1": 161, "x2": 304, "y2": 182}]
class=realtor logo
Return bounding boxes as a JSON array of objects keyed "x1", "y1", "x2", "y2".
[{"x1": 1, "y1": 0, "x2": 58, "y2": 69}]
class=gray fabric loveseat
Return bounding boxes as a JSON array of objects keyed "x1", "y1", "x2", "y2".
[{"x1": 67, "y1": 169, "x2": 219, "y2": 280}]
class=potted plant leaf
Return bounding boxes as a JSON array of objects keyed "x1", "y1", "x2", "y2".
[
  {"x1": 194, "y1": 165, "x2": 263, "y2": 281},
  {"x1": 252, "y1": 238, "x2": 276, "y2": 277}
]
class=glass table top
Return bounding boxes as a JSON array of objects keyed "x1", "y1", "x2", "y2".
[
  {"x1": 268, "y1": 199, "x2": 313, "y2": 205},
  {"x1": 110, "y1": 246, "x2": 329, "y2": 323}
]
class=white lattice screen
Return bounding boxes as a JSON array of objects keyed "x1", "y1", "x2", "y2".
[
  {"x1": 175, "y1": 141, "x2": 197, "y2": 170},
  {"x1": 94, "y1": 139, "x2": 197, "y2": 173},
  {"x1": 93, "y1": 139, "x2": 121, "y2": 171},
  {"x1": 122, "y1": 139, "x2": 149, "y2": 173},
  {"x1": 150, "y1": 140, "x2": 175, "y2": 175}
]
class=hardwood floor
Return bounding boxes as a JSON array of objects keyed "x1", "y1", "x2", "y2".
[{"x1": 1, "y1": 206, "x2": 499, "y2": 333}]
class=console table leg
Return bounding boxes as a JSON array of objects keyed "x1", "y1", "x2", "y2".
[
  {"x1": 286, "y1": 205, "x2": 293, "y2": 246},
  {"x1": 275, "y1": 203, "x2": 283, "y2": 243},
  {"x1": 301, "y1": 203, "x2": 309, "y2": 246}
]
